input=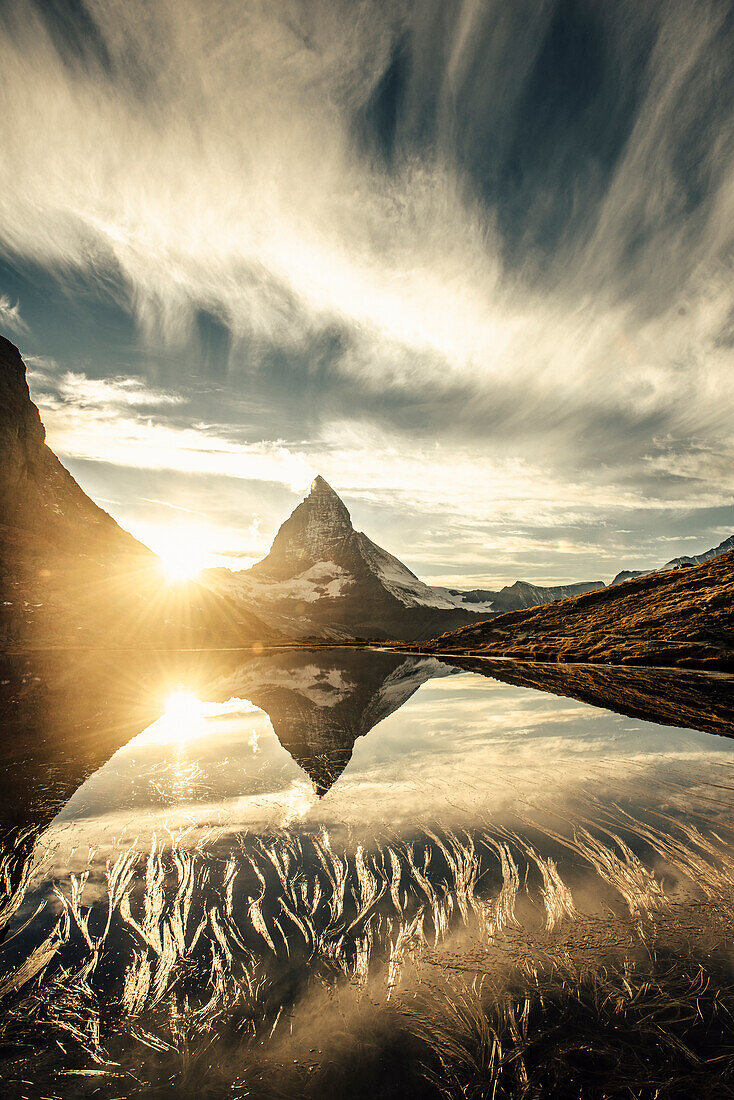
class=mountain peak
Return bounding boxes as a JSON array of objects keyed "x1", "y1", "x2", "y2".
[
  {"x1": 301, "y1": 475, "x2": 351, "y2": 525},
  {"x1": 310, "y1": 474, "x2": 338, "y2": 496},
  {"x1": 250, "y1": 474, "x2": 354, "y2": 578}
]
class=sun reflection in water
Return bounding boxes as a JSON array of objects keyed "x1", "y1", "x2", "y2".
[{"x1": 159, "y1": 690, "x2": 209, "y2": 745}]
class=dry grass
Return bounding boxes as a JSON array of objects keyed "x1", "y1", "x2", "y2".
[
  {"x1": 415, "y1": 549, "x2": 734, "y2": 670},
  {"x1": 0, "y1": 807, "x2": 733, "y2": 1098}
]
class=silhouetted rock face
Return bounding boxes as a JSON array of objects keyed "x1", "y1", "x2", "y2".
[
  {"x1": 0, "y1": 335, "x2": 273, "y2": 648},
  {"x1": 0, "y1": 335, "x2": 45, "y2": 520},
  {"x1": 0, "y1": 335, "x2": 145, "y2": 557}
]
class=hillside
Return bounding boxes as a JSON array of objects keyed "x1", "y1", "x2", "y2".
[
  {"x1": 0, "y1": 335, "x2": 274, "y2": 649},
  {"x1": 414, "y1": 549, "x2": 734, "y2": 670}
]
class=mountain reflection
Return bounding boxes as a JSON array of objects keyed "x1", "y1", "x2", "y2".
[
  {"x1": 213, "y1": 649, "x2": 452, "y2": 795},
  {"x1": 1, "y1": 647, "x2": 732, "y2": 842},
  {"x1": 0, "y1": 648, "x2": 451, "y2": 836},
  {"x1": 0, "y1": 648, "x2": 732, "y2": 1098}
]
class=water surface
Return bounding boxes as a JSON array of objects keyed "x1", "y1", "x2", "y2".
[{"x1": 1, "y1": 648, "x2": 732, "y2": 1098}]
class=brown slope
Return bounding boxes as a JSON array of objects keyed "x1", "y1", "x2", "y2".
[
  {"x1": 414, "y1": 550, "x2": 734, "y2": 670},
  {"x1": 0, "y1": 334, "x2": 275, "y2": 648},
  {"x1": 438, "y1": 657, "x2": 734, "y2": 739}
]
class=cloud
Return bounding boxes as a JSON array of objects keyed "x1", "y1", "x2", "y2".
[
  {"x1": 1, "y1": 0, "x2": 732, "y2": 579},
  {"x1": 0, "y1": 292, "x2": 28, "y2": 334},
  {"x1": 25, "y1": 362, "x2": 732, "y2": 583},
  {"x1": 27, "y1": 362, "x2": 313, "y2": 487}
]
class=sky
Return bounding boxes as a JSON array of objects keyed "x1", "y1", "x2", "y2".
[{"x1": 0, "y1": 0, "x2": 733, "y2": 586}]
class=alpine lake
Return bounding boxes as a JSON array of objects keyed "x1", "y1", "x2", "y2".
[{"x1": 0, "y1": 646, "x2": 733, "y2": 1099}]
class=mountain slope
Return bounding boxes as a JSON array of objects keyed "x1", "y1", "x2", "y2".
[
  {"x1": 204, "y1": 476, "x2": 604, "y2": 641},
  {"x1": 611, "y1": 535, "x2": 734, "y2": 585},
  {"x1": 0, "y1": 335, "x2": 274, "y2": 648},
  {"x1": 0, "y1": 334, "x2": 149, "y2": 560},
  {"x1": 204, "y1": 476, "x2": 494, "y2": 641},
  {"x1": 415, "y1": 550, "x2": 734, "y2": 670}
]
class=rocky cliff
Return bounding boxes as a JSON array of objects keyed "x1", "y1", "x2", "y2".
[{"x1": 0, "y1": 335, "x2": 273, "y2": 648}]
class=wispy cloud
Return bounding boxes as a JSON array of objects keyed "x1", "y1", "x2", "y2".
[
  {"x1": 0, "y1": 293, "x2": 28, "y2": 334},
  {"x1": 25, "y1": 363, "x2": 732, "y2": 583},
  {"x1": 1, "y1": 0, "x2": 732, "y2": 580},
  {"x1": 28, "y1": 364, "x2": 312, "y2": 487}
]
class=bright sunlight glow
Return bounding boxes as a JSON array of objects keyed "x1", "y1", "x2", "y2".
[
  {"x1": 159, "y1": 691, "x2": 209, "y2": 744},
  {"x1": 145, "y1": 527, "x2": 211, "y2": 582},
  {"x1": 159, "y1": 548, "x2": 207, "y2": 582}
]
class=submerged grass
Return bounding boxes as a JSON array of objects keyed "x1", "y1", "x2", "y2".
[{"x1": 0, "y1": 806, "x2": 733, "y2": 1098}]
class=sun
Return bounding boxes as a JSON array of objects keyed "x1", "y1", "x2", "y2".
[
  {"x1": 161, "y1": 690, "x2": 208, "y2": 743},
  {"x1": 159, "y1": 546, "x2": 207, "y2": 582},
  {"x1": 145, "y1": 526, "x2": 211, "y2": 582}
]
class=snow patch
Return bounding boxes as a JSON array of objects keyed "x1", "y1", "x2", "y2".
[
  {"x1": 217, "y1": 561, "x2": 353, "y2": 605},
  {"x1": 356, "y1": 534, "x2": 496, "y2": 611}
]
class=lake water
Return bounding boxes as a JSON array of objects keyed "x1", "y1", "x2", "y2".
[{"x1": 0, "y1": 648, "x2": 733, "y2": 1098}]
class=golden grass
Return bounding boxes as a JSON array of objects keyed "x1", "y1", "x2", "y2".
[{"x1": 0, "y1": 805, "x2": 733, "y2": 1097}]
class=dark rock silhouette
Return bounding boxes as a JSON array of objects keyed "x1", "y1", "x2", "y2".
[{"x1": 0, "y1": 335, "x2": 274, "y2": 648}]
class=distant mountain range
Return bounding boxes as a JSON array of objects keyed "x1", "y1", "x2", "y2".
[
  {"x1": 611, "y1": 535, "x2": 734, "y2": 585},
  {"x1": 203, "y1": 476, "x2": 734, "y2": 644}
]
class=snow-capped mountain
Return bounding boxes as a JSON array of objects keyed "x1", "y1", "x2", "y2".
[
  {"x1": 611, "y1": 535, "x2": 734, "y2": 586},
  {"x1": 203, "y1": 476, "x2": 604, "y2": 641},
  {"x1": 203, "y1": 476, "x2": 492, "y2": 640},
  {"x1": 450, "y1": 578, "x2": 604, "y2": 612}
]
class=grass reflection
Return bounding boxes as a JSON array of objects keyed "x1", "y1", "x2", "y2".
[{"x1": 0, "y1": 801, "x2": 733, "y2": 1097}]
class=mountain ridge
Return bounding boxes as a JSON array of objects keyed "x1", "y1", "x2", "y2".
[
  {"x1": 0, "y1": 335, "x2": 274, "y2": 649},
  {"x1": 412, "y1": 549, "x2": 734, "y2": 670},
  {"x1": 611, "y1": 535, "x2": 734, "y2": 585}
]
